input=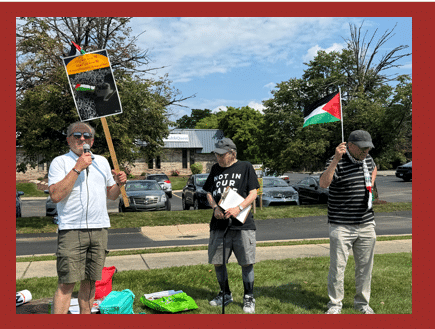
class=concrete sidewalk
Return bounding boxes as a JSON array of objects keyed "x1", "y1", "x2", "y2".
[{"x1": 16, "y1": 238, "x2": 412, "y2": 280}]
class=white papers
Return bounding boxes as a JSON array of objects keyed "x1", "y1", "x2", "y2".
[
  {"x1": 144, "y1": 290, "x2": 183, "y2": 300},
  {"x1": 219, "y1": 187, "x2": 251, "y2": 224}
]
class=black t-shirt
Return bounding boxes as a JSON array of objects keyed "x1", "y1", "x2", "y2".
[{"x1": 203, "y1": 160, "x2": 260, "y2": 231}]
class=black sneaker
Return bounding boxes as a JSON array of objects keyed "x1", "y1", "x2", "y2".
[{"x1": 209, "y1": 291, "x2": 233, "y2": 306}]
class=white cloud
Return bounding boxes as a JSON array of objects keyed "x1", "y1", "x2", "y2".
[
  {"x1": 247, "y1": 101, "x2": 266, "y2": 114},
  {"x1": 211, "y1": 102, "x2": 264, "y2": 114},
  {"x1": 132, "y1": 17, "x2": 347, "y2": 83},
  {"x1": 302, "y1": 42, "x2": 345, "y2": 63},
  {"x1": 212, "y1": 106, "x2": 227, "y2": 113},
  {"x1": 400, "y1": 62, "x2": 412, "y2": 70},
  {"x1": 264, "y1": 82, "x2": 276, "y2": 90}
]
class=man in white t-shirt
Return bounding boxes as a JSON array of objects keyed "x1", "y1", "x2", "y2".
[{"x1": 48, "y1": 121, "x2": 127, "y2": 314}]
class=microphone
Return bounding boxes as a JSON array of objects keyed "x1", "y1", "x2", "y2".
[{"x1": 83, "y1": 143, "x2": 93, "y2": 174}]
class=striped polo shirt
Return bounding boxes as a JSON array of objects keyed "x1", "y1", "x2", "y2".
[{"x1": 324, "y1": 153, "x2": 376, "y2": 225}]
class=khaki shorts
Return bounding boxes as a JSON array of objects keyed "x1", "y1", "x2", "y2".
[
  {"x1": 208, "y1": 229, "x2": 256, "y2": 266},
  {"x1": 56, "y1": 229, "x2": 108, "y2": 284}
]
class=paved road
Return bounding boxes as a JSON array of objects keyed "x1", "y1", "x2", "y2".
[
  {"x1": 16, "y1": 210, "x2": 412, "y2": 256},
  {"x1": 20, "y1": 174, "x2": 411, "y2": 217}
]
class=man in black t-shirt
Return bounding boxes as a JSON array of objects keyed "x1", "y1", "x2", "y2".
[{"x1": 203, "y1": 138, "x2": 260, "y2": 314}]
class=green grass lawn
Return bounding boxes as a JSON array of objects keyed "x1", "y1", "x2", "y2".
[
  {"x1": 16, "y1": 182, "x2": 47, "y2": 197},
  {"x1": 16, "y1": 252, "x2": 412, "y2": 314},
  {"x1": 168, "y1": 175, "x2": 189, "y2": 190}
]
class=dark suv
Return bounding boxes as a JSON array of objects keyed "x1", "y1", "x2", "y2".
[
  {"x1": 395, "y1": 161, "x2": 412, "y2": 182},
  {"x1": 147, "y1": 173, "x2": 173, "y2": 198},
  {"x1": 182, "y1": 174, "x2": 210, "y2": 210}
]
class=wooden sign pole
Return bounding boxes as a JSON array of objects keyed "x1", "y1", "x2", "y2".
[{"x1": 100, "y1": 117, "x2": 129, "y2": 207}]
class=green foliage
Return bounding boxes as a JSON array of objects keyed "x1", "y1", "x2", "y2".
[
  {"x1": 195, "y1": 110, "x2": 226, "y2": 129},
  {"x1": 170, "y1": 169, "x2": 180, "y2": 176},
  {"x1": 261, "y1": 23, "x2": 412, "y2": 173},
  {"x1": 196, "y1": 106, "x2": 265, "y2": 163},
  {"x1": 190, "y1": 163, "x2": 203, "y2": 174},
  {"x1": 217, "y1": 106, "x2": 264, "y2": 164},
  {"x1": 16, "y1": 17, "x2": 189, "y2": 172},
  {"x1": 176, "y1": 109, "x2": 212, "y2": 128}
]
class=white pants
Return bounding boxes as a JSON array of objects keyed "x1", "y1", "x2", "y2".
[{"x1": 327, "y1": 222, "x2": 376, "y2": 309}]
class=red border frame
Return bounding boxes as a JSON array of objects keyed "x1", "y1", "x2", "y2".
[{"x1": 8, "y1": 2, "x2": 426, "y2": 327}]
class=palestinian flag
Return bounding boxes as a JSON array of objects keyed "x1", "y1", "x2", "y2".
[{"x1": 303, "y1": 91, "x2": 341, "y2": 128}]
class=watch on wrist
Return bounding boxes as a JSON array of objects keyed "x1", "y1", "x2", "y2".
[
  {"x1": 72, "y1": 168, "x2": 80, "y2": 175},
  {"x1": 238, "y1": 205, "x2": 243, "y2": 211}
]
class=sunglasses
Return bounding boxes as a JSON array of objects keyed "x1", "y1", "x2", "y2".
[{"x1": 70, "y1": 132, "x2": 93, "y2": 139}]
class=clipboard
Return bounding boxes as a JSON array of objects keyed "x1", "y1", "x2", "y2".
[{"x1": 218, "y1": 186, "x2": 251, "y2": 224}]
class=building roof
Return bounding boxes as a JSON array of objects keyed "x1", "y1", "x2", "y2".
[{"x1": 164, "y1": 129, "x2": 225, "y2": 153}]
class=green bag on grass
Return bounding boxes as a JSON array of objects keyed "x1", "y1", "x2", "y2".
[{"x1": 140, "y1": 292, "x2": 198, "y2": 313}]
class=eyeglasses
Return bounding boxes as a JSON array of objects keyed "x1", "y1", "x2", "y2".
[
  {"x1": 70, "y1": 132, "x2": 93, "y2": 139},
  {"x1": 215, "y1": 152, "x2": 229, "y2": 157},
  {"x1": 358, "y1": 146, "x2": 371, "y2": 152}
]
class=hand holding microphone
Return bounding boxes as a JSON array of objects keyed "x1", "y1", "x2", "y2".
[
  {"x1": 83, "y1": 143, "x2": 94, "y2": 175},
  {"x1": 74, "y1": 143, "x2": 93, "y2": 174}
]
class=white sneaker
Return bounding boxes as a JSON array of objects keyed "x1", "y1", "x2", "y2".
[
  {"x1": 357, "y1": 305, "x2": 375, "y2": 314},
  {"x1": 325, "y1": 306, "x2": 342, "y2": 314},
  {"x1": 209, "y1": 291, "x2": 233, "y2": 306},
  {"x1": 243, "y1": 295, "x2": 255, "y2": 314}
]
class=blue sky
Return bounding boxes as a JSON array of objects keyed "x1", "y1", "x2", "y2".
[{"x1": 130, "y1": 17, "x2": 412, "y2": 121}]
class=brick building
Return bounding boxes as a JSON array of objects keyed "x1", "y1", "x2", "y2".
[{"x1": 16, "y1": 129, "x2": 225, "y2": 180}]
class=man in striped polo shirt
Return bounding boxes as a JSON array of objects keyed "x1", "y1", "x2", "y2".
[{"x1": 319, "y1": 130, "x2": 378, "y2": 314}]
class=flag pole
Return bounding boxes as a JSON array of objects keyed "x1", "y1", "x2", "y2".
[{"x1": 339, "y1": 87, "x2": 344, "y2": 143}]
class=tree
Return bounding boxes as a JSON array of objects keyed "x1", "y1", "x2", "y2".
[
  {"x1": 217, "y1": 106, "x2": 264, "y2": 164},
  {"x1": 261, "y1": 22, "x2": 412, "y2": 173},
  {"x1": 16, "y1": 17, "x2": 191, "y2": 172},
  {"x1": 176, "y1": 109, "x2": 212, "y2": 128},
  {"x1": 260, "y1": 78, "x2": 336, "y2": 173},
  {"x1": 195, "y1": 111, "x2": 226, "y2": 129},
  {"x1": 196, "y1": 106, "x2": 264, "y2": 163}
]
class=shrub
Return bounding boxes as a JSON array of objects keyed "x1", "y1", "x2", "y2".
[
  {"x1": 190, "y1": 163, "x2": 203, "y2": 175},
  {"x1": 171, "y1": 170, "x2": 180, "y2": 176}
]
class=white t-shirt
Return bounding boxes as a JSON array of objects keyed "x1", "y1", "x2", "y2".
[{"x1": 48, "y1": 150, "x2": 116, "y2": 230}]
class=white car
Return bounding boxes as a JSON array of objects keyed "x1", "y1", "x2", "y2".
[
  {"x1": 44, "y1": 190, "x2": 57, "y2": 216},
  {"x1": 146, "y1": 174, "x2": 173, "y2": 198},
  {"x1": 278, "y1": 175, "x2": 290, "y2": 184}
]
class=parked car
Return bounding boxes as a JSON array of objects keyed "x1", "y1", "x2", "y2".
[
  {"x1": 119, "y1": 180, "x2": 171, "y2": 212},
  {"x1": 292, "y1": 175, "x2": 329, "y2": 204},
  {"x1": 16, "y1": 190, "x2": 24, "y2": 218},
  {"x1": 258, "y1": 177, "x2": 299, "y2": 207},
  {"x1": 395, "y1": 161, "x2": 412, "y2": 182},
  {"x1": 44, "y1": 190, "x2": 57, "y2": 216},
  {"x1": 146, "y1": 173, "x2": 173, "y2": 198},
  {"x1": 261, "y1": 169, "x2": 290, "y2": 184},
  {"x1": 182, "y1": 174, "x2": 210, "y2": 210},
  {"x1": 278, "y1": 175, "x2": 290, "y2": 184}
]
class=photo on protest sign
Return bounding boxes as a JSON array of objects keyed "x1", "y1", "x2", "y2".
[{"x1": 62, "y1": 49, "x2": 122, "y2": 121}]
